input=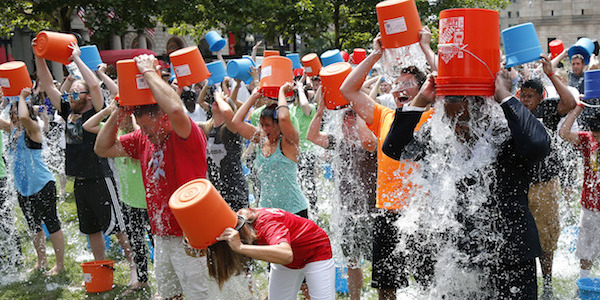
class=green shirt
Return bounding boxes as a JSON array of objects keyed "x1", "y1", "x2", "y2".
[{"x1": 290, "y1": 104, "x2": 316, "y2": 152}]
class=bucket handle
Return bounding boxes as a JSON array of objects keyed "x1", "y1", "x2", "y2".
[
  {"x1": 438, "y1": 43, "x2": 496, "y2": 80},
  {"x1": 578, "y1": 100, "x2": 600, "y2": 108},
  {"x1": 101, "y1": 264, "x2": 116, "y2": 271}
]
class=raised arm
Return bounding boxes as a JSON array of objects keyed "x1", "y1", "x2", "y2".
[
  {"x1": 541, "y1": 54, "x2": 576, "y2": 115},
  {"x1": 278, "y1": 82, "x2": 300, "y2": 146},
  {"x1": 83, "y1": 101, "x2": 116, "y2": 134},
  {"x1": 17, "y1": 88, "x2": 42, "y2": 143},
  {"x1": 368, "y1": 76, "x2": 383, "y2": 102},
  {"x1": 214, "y1": 91, "x2": 238, "y2": 134},
  {"x1": 60, "y1": 74, "x2": 75, "y2": 94},
  {"x1": 33, "y1": 40, "x2": 62, "y2": 111},
  {"x1": 295, "y1": 80, "x2": 312, "y2": 116},
  {"x1": 551, "y1": 49, "x2": 568, "y2": 69},
  {"x1": 96, "y1": 63, "x2": 118, "y2": 96},
  {"x1": 251, "y1": 41, "x2": 262, "y2": 64},
  {"x1": 306, "y1": 87, "x2": 329, "y2": 149},
  {"x1": 69, "y1": 43, "x2": 104, "y2": 112},
  {"x1": 230, "y1": 79, "x2": 244, "y2": 108},
  {"x1": 197, "y1": 81, "x2": 210, "y2": 112},
  {"x1": 340, "y1": 34, "x2": 382, "y2": 125},
  {"x1": 232, "y1": 88, "x2": 261, "y2": 141},
  {"x1": 419, "y1": 26, "x2": 437, "y2": 72},
  {"x1": 134, "y1": 54, "x2": 191, "y2": 139},
  {"x1": 357, "y1": 116, "x2": 378, "y2": 152},
  {"x1": 95, "y1": 106, "x2": 133, "y2": 158},
  {"x1": 559, "y1": 103, "x2": 583, "y2": 145}
]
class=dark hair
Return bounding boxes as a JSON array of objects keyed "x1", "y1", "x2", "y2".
[
  {"x1": 260, "y1": 103, "x2": 278, "y2": 122},
  {"x1": 132, "y1": 103, "x2": 162, "y2": 118},
  {"x1": 180, "y1": 86, "x2": 196, "y2": 103},
  {"x1": 521, "y1": 79, "x2": 544, "y2": 97},
  {"x1": 401, "y1": 66, "x2": 426, "y2": 87},
  {"x1": 590, "y1": 114, "x2": 600, "y2": 132},
  {"x1": 206, "y1": 220, "x2": 256, "y2": 289}
]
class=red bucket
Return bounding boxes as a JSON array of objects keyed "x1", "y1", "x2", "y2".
[
  {"x1": 351, "y1": 48, "x2": 367, "y2": 64},
  {"x1": 436, "y1": 8, "x2": 500, "y2": 97},
  {"x1": 549, "y1": 39, "x2": 564, "y2": 59},
  {"x1": 376, "y1": 0, "x2": 422, "y2": 48}
]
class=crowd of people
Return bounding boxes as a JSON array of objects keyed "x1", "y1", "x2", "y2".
[{"x1": 2, "y1": 11, "x2": 600, "y2": 300}]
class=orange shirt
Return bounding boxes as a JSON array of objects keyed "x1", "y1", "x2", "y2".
[{"x1": 368, "y1": 104, "x2": 433, "y2": 210}]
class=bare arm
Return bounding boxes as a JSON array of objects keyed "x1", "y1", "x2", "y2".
[
  {"x1": 134, "y1": 54, "x2": 191, "y2": 139},
  {"x1": 17, "y1": 88, "x2": 42, "y2": 143},
  {"x1": 197, "y1": 81, "x2": 210, "y2": 112},
  {"x1": 278, "y1": 83, "x2": 300, "y2": 146},
  {"x1": 295, "y1": 80, "x2": 312, "y2": 116},
  {"x1": 96, "y1": 63, "x2": 118, "y2": 96},
  {"x1": 306, "y1": 88, "x2": 329, "y2": 149},
  {"x1": 69, "y1": 43, "x2": 104, "y2": 112},
  {"x1": 214, "y1": 92, "x2": 238, "y2": 134},
  {"x1": 340, "y1": 34, "x2": 383, "y2": 125},
  {"x1": 230, "y1": 79, "x2": 244, "y2": 108},
  {"x1": 232, "y1": 89, "x2": 261, "y2": 141},
  {"x1": 540, "y1": 54, "x2": 576, "y2": 115},
  {"x1": 217, "y1": 227, "x2": 293, "y2": 265},
  {"x1": 551, "y1": 49, "x2": 568, "y2": 69},
  {"x1": 60, "y1": 74, "x2": 75, "y2": 94},
  {"x1": 34, "y1": 52, "x2": 62, "y2": 112},
  {"x1": 419, "y1": 26, "x2": 437, "y2": 72},
  {"x1": 95, "y1": 106, "x2": 132, "y2": 157},
  {"x1": 357, "y1": 116, "x2": 378, "y2": 152},
  {"x1": 368, "y1": 76, "x2": 383, "y2": 102},
  {"x1": 559, "y1": 104, "x2": 583, "y2": 144},
  {"x1": 83, "y1": 102, "x2": 115, "y2": 134},
  {"x1": 251, "y1": 40, "x2": 262, "y2": 63}
]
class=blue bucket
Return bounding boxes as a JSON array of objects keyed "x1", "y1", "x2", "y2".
[
  {"x1": 569, "y1": 37, "x2": 595, "y2": 65},
  {"x1": 577, "y1": 278, "x2": 600, "y2": 300},
  {"x1": 207, "y1": 61, "x2": 226, "y2": 85},
  {"x1": 80, "y1": 45, "x2": 103, "y2": 71},
  {"x1": 335, "y1": 266, "x2": 349, "y2": 294},
  {"x1": 584, "y1": 69, "x2": 600, "y2": 100},
  {"x1": 169, "y1": 64, "x2": 176, "y2": 83},
  {"x1": 321, "y1": 50, "x2": 344, "y2": 67},
  {"x1": 286, "y1": 53, "x2": 302, "y2": 69},
  {"x1": 205, "y1": 31, "x2": 226, "y2": 52},
  {"x1": 227, "y1": 57, "x2": 255, "y2": 84},
  {"x1": 502, "y1": 23, "x2": 543, "y2": 68}
]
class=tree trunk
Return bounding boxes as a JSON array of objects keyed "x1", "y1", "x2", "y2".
[{"x1": 333, "y1": 2, "x2": 340, "y2": 49}]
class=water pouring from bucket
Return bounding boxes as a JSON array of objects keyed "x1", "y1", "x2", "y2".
[
  {"x1": 116, "y1": 59, "x2": 158, "y2": 106},
  {"x1": 259, "y1": 56, "x2": 294, "y2": 98},
  {"x1": 320, "y1": 62, "x2": 352, "y2": 110}
]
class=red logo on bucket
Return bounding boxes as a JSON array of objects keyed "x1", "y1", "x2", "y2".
[{"x1": 439, "y1": 17, "x2": 465, "y2": 64}]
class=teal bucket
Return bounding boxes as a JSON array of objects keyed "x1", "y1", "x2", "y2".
[
  {"x1": 207, "y1": 61, "x2": 226, "y2": 85},
  {"x1": 584, "y1": 69, "x2": 600, "y2": 100},
  {"x1": 205, "y1": 31, "x2": 226, "y2": 52},
  {"x1": 502, "y1": 23, "x2": 543, "y2": 68},
  {"x1": 335, "y1": 266, "x2": 349, "y2": 294},
  {"x1": 227, "y1": 57, "x2": 255, "y2": 84},
  {"x1": 80, "y1": 45, "x2": 103, "y2": 71},
  {"x1": 569, "y1": 37, "x2": 595, "y2": 65},
  {"x1": 286, "y1": 53, "x2": 302, "y2": 69},
  {"x1": 321, "y1": 50, "x2": 344, "y2": 67},
  {"x1": 577, "y1": 278, "x2": 600, "y2": 300}
]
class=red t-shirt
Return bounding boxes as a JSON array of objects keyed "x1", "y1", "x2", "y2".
[
  {"x1": 575, "y1": 132, "x2": 600, "y2": 211},
  {"x1": 120, "y1": 121, "x2": 207, "y2": 236},
  {"x1": 253, "y1": 208, "x2": 332, "y2": 269}
]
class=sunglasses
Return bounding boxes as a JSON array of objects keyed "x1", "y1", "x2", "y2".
[{"x1": 61, "y1": 91, "x2": 89, "y2": 102}]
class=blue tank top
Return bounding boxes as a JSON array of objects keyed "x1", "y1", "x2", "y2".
[
  {"x1": 9, "y1": 130, "x2": 55, "y2": 196},
  {"x1": 255, "y1": 138, "x2": 308, "y2": 213}
]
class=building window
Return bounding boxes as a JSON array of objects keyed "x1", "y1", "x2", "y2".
[
  {"x1": 582, "y1": 9, "x2": 585, "y2": 15},
  {"x1": 517, "y1": 11, "x2": 520, "y2": 17},
  {"x1": 508, "y1": 11, "x2": 512, "y2": 18},
  {"x1": 551, "y1": 10, "x2": 554, "y2": 16}
]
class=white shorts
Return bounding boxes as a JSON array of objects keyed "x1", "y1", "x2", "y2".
[
  {"x1": 154, "y1": 235, "x2": 208, "y2": 299},
  {"x1": 268, "y1": 258, "x2": 335, "y2": 300},
  {"x1": 576, "y1": 207, "x2": 600, "y2": 261}
]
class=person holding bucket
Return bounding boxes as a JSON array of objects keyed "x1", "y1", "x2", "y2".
[
  {"x1": 208, "y1": 207, "x2": 335, "y2": 299},
  {"x1": 340, "y1": 34, "x2": 435, "y2": 299},
  {"x1": 95, "y1": 54, "x2": 211, "y2": 299},
  {"x1": 0, "y1": 88, "x2": 66, "y2": 276},
  {"x1": 232, "y1": 84, "x2": 309, "y2": 218},
  {"x1": 33, "y1": 40, "x2": 133, "y2": 275}
]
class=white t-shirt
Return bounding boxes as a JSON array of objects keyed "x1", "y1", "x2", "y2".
[
  {"x1": 376, "y1": 93, "x2": 397, "y2": 109},
  {"x1": 186, "y1": 103, "x2": 208, "y2": 122}
]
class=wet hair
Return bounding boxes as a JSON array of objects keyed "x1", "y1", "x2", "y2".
[
  {"x1": 521, "y1": 79, "x2": 544, "y2": 97},
  {"x1": 572, "y1": 54, "x2": 584, "y2": 62},
  {"x1": 207, "y1": 218, "x2": 256, "y2": 289},
  {"x1": 260, "y1": 103, "x2": 279, "y2": 123},
  {"x1": 71, "y1": 80, "x2": 89, "y2": 93},
  {"x1": 132, "y1": 103, "x2": 162, "y2": 118},
  {"x1": 10, "y1": 100, "x2": 36, "y2": 121},
  {"x1": 401, "y1": 66, "x2": 426, "y2": 87},
  {"x1": 590, "y1": 114, "x2": 600, "y2": 132},
  {"x1": 180, "y1": 86, "x2": 196, "y2": 103}
]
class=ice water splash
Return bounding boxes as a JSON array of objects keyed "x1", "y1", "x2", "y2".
[
  {"x1": 394, "y1": 97, "x2": 513, "y2": 298},
  {"x1": 380, "y1": 43, "x2": 428, "y2": 82}
]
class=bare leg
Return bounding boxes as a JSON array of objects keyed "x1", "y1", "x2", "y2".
[
  {"x1": 88, "y1": 232, "x2": 106, "y2": 261},
  {"x1": 378, "y1": 288, "x2": 395, "y2": 300},
  {"x1": 45, "y1": 229, "x2": 66, "y2": 276},
  {"x1": 32, "y1": 231, "x2": 47, "y2": 271},
  {"x1": 581, "y1": 259, "x2": 593, "y2": 273},
  {"x1": 348, "y1": 266, "x2": 364, "y2": 300},
  {"x1": 116, "y1": 231, "x2": 137, "y2": 285}
]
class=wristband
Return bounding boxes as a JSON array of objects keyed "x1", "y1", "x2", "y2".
[
  {"x1": 547, "y1": 72, "x2": 554, "y2": 78},
  {"x1": 577, "y1": 102, "x2": 585, "y2": 108},
  {"x1": 275, "y1": 105, "x2": 289, "y2": 111},
  {"x1": 141, "y1": 68, "x2": 155, "y2": 75}
]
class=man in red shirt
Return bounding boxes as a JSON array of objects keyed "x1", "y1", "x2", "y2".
[{"x1": 95, "y1": 54, "x2": 209, "y2": 299}]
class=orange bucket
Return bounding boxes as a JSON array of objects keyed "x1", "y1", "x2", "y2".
[
  {"x1": 169, "y1": 46, "x2": 211, "y2": 87},
  {"x1": 376, "y1": 0, "x2": 422, "y2": 49},
  {"x1": 435, "y1": 8, "x2": 500, "y2": 96},
  {"x1": 169, "y1": 179, "x2": 237, "y2": 249},
  {"x1": 263, "y1": 50, "x2": 280, "y2": 57},
  {"x1": 301, "y1": 53, "x2": 322, "y2": 76},
  {"x1": 260, "y1": 56, "x2": 294, "y2": 98},
  {"x1": 33, "y1": 31, "x2": 77, "y2": 65},
  {"x1": 81, "y1": 260, "x2": 115, "y2": 293},
  {"x1": 116, "y1": 59, "x2": 158, "y2": 106},
  {"x1": 319, "y1": 62, "x2": 352, "y2": 110},
  {"x1": 0, "y1": 61, "x2": 33, "y2": 97},
  {"x1": 549, "y1": 39, "x2": 564, "y2": 59}
]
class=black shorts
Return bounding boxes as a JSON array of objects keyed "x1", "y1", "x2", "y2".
[
  {"x1": 371, "y1": 210, "x2": 408, "y2": 290},
  {"x1": 74, "y1": 177, "x2": 125, "y2": 235},
  {"x1": 18, "y1": 181, "x2": 61, "y2": 234},
  {"x1": 488, "y1": 259, "x2": 537, "y2": 299}
]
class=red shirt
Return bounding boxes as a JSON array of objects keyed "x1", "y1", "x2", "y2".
[
  {"x1": 120, "y1": 121, "x2": 207, "y2": 235},
  {"x1": 575, "y1": 132, "x2": 600, "y2": 211},
  {"x1": 253, "y1": 208, "x2": 332, "y2": 269}
]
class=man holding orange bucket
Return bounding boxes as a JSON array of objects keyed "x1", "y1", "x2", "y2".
[{"x1": 95, "y1": 54, "x2": 211, "y2": 299}]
